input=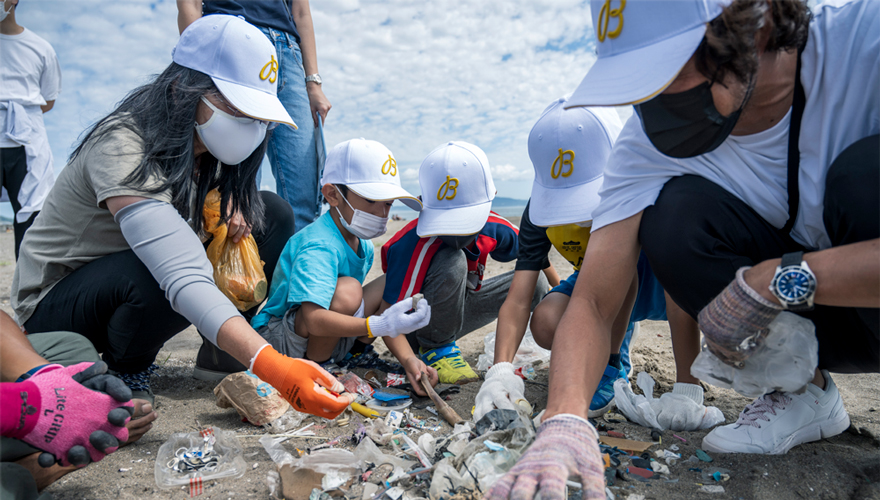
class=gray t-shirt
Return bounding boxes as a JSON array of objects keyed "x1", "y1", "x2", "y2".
[{"x1": 12, "y1": 120, "x2": 172, "y2": 324}]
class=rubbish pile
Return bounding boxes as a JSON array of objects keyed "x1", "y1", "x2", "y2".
[{"x1": 160, "y1": 356, "x2": 735, "y2": 499}]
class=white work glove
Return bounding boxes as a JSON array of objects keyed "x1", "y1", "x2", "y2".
[
  {"x1": 473, "y1": 362, "x2": 526, "y2": 422},
  {"x1": 614, "y1": 372, "x2": 724, "y2": 432},
  {"x1": 366, "y1": 296, "x2": 431, "y2": 339},
  {"x1": 651, "y1": 383, "x2": 724, "y2": 431}
]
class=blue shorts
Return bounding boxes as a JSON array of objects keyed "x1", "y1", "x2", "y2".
[{"x1": 548, "y1": 251, "x2": 668, "y2": 324}]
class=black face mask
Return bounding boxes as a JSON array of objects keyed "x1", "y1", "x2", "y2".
[
  {"x1": 439, "y1": 234, "x2": 477, "y2": 251},
  {"x1": 634, "y1": 78, "x2": 754, "y2": 158}
]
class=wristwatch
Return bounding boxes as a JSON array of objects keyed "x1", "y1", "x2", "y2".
[
  {"x1": 305, "y1": 73, "x2": 322, "y2": 85},
  {"x1": 769, "y1": 251, "x2": 817, "y2": 311}
]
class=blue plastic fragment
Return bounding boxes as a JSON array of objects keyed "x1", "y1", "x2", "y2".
[{"x1": 696, "y1": 449, "x2": 713, "y2": 462}]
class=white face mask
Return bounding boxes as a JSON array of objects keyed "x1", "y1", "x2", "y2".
[
  {"x1": 0, "y1": 2, "x2": 12, "y2": 22},
  {"x1": 195, "y1": 96, "x2": 268, "y2": 165},
  {"x1": 334, "y1": 186, "x2": 388, "y2": 240}
]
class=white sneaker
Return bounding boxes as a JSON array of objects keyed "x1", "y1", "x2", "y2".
[{"x1": 701, "y1": 370, "x2": 850, "y2": 455}]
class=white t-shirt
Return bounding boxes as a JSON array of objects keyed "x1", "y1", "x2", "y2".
[
  {"x1": 0, "y1": 28, "x2": 61, "y2": 147},
  {"x1": 592, "y1": 0, "x2": 880, "y2": 251}
]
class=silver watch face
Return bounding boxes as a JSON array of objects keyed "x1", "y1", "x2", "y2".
[{"x1": 306, "y1": 74, "x2": 322, "y2": 84}]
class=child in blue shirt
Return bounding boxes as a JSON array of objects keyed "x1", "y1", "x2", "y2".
[{"x1": 252, "y1": 138, "x2": 439, "y2": 393}]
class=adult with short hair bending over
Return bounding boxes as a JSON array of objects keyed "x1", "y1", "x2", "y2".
[
  {"x1": 11, "y1": 15, "x2": 355, "y2": 427},
  {"x1": 487, "y1": 1, "x2": 878, "y2": 499}
]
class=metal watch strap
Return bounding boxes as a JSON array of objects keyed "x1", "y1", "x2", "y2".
[{"x1": 780, "y1": 251, "x2": 804, "y2": 269}]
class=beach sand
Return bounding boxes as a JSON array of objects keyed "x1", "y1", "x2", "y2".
[{"x1": 0, "y1": 219, "x2": 877, "y2": 499}]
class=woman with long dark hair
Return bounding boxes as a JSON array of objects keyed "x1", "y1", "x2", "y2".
[{"x1": 11, "y1": 15, "x2": 354, "y2": 423}]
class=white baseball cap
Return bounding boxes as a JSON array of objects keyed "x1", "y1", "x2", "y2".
[
  {"x1": 321, "y1": 138, "x2": 422, "y2": 210},
  {"x1": 173, "y1": 14, "x2": 296, "y2": 128},
  {"x1": 567, "y1": 0, "x2": 733, "y2": 108},
  {"x1": 528, "y1": 96, "x2": 622, "y2": 227},
  {"x1": 417, "y1": 141, "x2": 496, "y2": 237}
]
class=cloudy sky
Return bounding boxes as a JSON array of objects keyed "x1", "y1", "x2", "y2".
[{"x1": 4, "y1": 0, "x2": 630, "y2": 216}]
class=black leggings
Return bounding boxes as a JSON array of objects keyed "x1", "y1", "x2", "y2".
[
  {"x1": 640, "y1": 135, "x2": 879, "y2": 374},
  {"x1": 0, "y1": 146, "x2": 39, "y2": 259},
  {"x1": 24, "y1": 191, "x2": 295, "y2": 374}
]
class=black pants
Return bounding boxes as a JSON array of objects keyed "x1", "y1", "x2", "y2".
[
  {"x1": 23, "y1": 191, "x2": 295, "y2": 374},
  {"x1": 0, "y1": 146, "x2": 39, "y2": 259},
  {"x1": 640, "y1": 135, "x2": 880, "y2": 373}
]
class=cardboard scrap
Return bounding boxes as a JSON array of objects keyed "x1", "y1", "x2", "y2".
[
  {"x1": 279, "y1": 465, "x2": 324, "y2": 500},
  {"x1": 598, "y1": 436, "x2": 654, "y2": 453}
]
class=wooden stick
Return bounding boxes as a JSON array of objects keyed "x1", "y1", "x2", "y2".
[{"x1": 420, "y1": 373, "x2": 464, "y2": 426}]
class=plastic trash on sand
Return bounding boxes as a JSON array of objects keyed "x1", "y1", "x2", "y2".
[
  {"x1": 613, "y1": 373, "x2": 724, "y2": 432},
  {"x1": 354, "y1": 437, "x2": 416, "y2": 471},
  {"x1": 467, "y1": 448, "x2": 520, "y2": 491},
  {"x1": 263, "y1": 407, "x2": 308, "y2": 434},
  {"x1": 155, "y1": 427, "x2": 246, "y2": 489},
  {"x1": 691, "y1": 312, "x2": 819, "y2": 397},
  {"x1": 429, "y1": 461, "x2": 476, "y2": 500},
  {"x1": 476, "y1": 327, "x2": 551, "y2": 371}
]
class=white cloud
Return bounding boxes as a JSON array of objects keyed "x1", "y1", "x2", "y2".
[
  {"x1": 491, "y1": 163, "x2": 533, "y2": 182},
  {"x1": 13, "y1": 0, "x2": 602, "y2": 210}
]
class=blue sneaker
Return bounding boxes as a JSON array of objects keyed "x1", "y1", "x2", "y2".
[{"x1": 589, "y1": 364, "x2": 628, "y2": 417}]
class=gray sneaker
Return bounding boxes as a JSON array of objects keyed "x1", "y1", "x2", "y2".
[{"x1": 702, "y1": 370, "x2": 850, "y2": 454}]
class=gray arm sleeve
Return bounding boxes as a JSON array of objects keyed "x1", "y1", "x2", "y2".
[{"x1": 114, "y1": 199, "x2": 242, "y2": 345}]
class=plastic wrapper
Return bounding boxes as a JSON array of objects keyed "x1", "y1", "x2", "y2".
[
  {"x1": 214, "y1": 371, "x2": 290, "y2": 426},
  {"x1": 155, "y1": 427, "x2": 246, "y2": 489},
  {"x1": 203, "y1": 189, "x2": 268, "y2": 311},
  {"x1": 429, "y1": 460, "x2": 476, "y2": 500},
  {"x1": 476, "y1": 327, "x2": 551, "y2": 371},
  {"x1": 467, "y1": 449, "x2": 520, "y2": 491},
  {"x1": 353, "y1": 437, "x2": 416, "y2": 470},
  {"x1": 691, "y1": 312, "x2": 819, "y2": 397},
  {"x1": 260, "y1": 434, "x2": 297, "y2": 467},
  {"x1": 338, "y1": 372, "x2": 374, "y2": 398},
  {"x1": 263, "y1": 407, "x2": 308, "y2": 434}
]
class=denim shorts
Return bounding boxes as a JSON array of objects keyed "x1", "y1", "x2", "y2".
[{"x1": 548, "y1": 251, "x2": 668, "y2": 323}]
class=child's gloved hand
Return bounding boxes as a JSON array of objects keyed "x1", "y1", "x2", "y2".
[
  {"x1": 251, "y1": 345, "x2": 355, "y2": 419},
  {"x1": 473, "y1": 362, "x2": 526, "y2": 422},
  {"x1": 486, "y1": 414, "x2": 605, "y2": 500},
  {"x1": 366, "y1": 296, "x2": 431, "y2": 339},
  {"x1": 1, "y1": 362, "x2": 133, "y2": 467},
  {"x1": 698, "y1": 267, "x2": 782, "y2": 367}
]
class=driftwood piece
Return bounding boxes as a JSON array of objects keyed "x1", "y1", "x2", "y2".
[{"x1": 419, "y1": 372, "x2": 464, "y2": 426}]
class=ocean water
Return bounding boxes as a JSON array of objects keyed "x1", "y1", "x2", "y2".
[{"x1": 388, "y1": 203, "x2": 526, "y2": 221}]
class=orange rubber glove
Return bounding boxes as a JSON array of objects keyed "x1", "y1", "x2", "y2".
[{"x1": 251, "y1": 345, "x2": 355, "y2": 418}]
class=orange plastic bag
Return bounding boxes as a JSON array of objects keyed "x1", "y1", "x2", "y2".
[{"x1": 203, "y1": 189, "x2": 268, "y2": 311}]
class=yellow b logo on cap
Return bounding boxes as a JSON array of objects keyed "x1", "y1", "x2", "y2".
[
  {"x1": 381, "y1": 155, "x2": 398, "y2": 176},
  {"x1": 260, "y1": 55, "x2": 278, "y2": 84},
  {"x1": 597, "y1": 0, "x2": 625, "y2": 42},
  {"x1": 437, "y1": 176, "x2": 459, "y2": 201},
  {"x1": 551, "y1": 149, "x2": 575, "y2": 179}
]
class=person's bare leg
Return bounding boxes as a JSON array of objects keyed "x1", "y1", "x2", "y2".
[
  {"x1": 529, "y1": 293, "x2": 569, "y2": 350},
  {"x1": 296, "y1": 277, "x2": 364, "y2": 361},
  {"x1": 13, "y1": 453, "x2": 76, "y2": 491},
  {"x1": 609, "y1": 272, "x2": 639, "y2": 355},
  {"x1": 666, "y1": 292, "x2": 702, "y2": 384}
]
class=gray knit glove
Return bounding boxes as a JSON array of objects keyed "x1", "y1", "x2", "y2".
[
  {"x1": 698, "y1": 267, "x2": 783, "y2": 367},
  {"x1": 485, "y1": 414, "x2": 605, "y2": 500}
]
